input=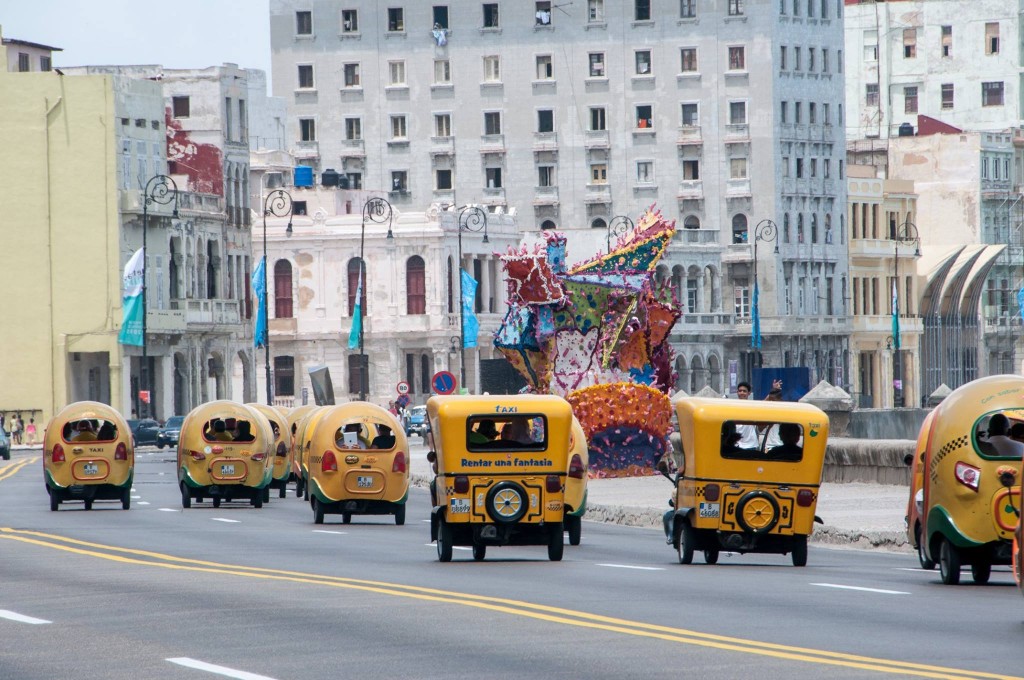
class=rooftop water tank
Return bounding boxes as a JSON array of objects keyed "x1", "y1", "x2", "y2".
[
  {"x1": 321, "y1": 168, "x2": 340, "y2": 187},
  {"x1": 294, "y1": 165, "x2": 314, "y2": 187},
  {"x1": 898, "y1": 122, "x2": 915, "y2": 137}
]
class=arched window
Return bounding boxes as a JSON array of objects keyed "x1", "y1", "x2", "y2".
[
  {"x1": 810, "y1": 214, "x2": 819, "y2": 244},
  {"x1": 169, "y1": 239, "x2": 179, "y2": 299},
  {"x1": 783, "y1": 213, "x2": 791, "y2": 243},
  {"x1": 406, "y1": 255, "x2": 426, "y2": 315},
  {"x1": 797, "y1": 214, "x2": 805, "y2": 243},
  {"x1": 347, "y1": 258, "x2": 367, "y2": 317},
  {"x1": 420, "y1": 354, "x2": 431, "y2": 393},
  {"x1": 731, "y1": 214, "x2": 748, "y2": 244},
  {"x1": 274, "y1": 259, "x2": 293, "y2": 318},
  {"x1": 591, "y1": 217, "x2": 607, "y2": 230},
  {"x1": 447, "y1": 256, "x2": 454, "y2": 314},
  {"x1": 684, "y1": 215, "x2": 700, "y2": 229},
  {"x1": 541, "y1": 219, "x2": 556, "y2": 230}
]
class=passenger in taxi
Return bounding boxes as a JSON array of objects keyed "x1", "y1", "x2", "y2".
[
  {"x1": 208, "y1": 419, "x2": 234, "y2": 442},
  {"x1": 370, "y1": 424, "x2": 396, "y2": 450},
  {"x1": 767, "y1": 423, "x2": 803, "y2": 460},
  {"x1": 720, "y1": 421, "x2": 743, "y2": 455},
  {"x1": 337, "y1": 423, "x2": 367, "y2": 449},
  {"x1": 500, "y1": 417, "x2": 531, "y2": 445},
  {"x1": 70, "y1": 420, "x2": 98, "y2": 442},
  {"x1": 469, "y1": 419, "x2": 499, "y2": 445},
  {"x1": 233, "y1": 420, "x2": 254, "y2": 443},
  {"x1": 986, "y1": 413, "x2": 1024, "y2": 457}
]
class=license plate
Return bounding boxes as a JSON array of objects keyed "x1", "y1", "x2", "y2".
[
  {"x1": 449, "y1": 498, "x2": 470, "y2": 514},
  {"x1": 220, "y1": 464, "x2": 236, "y2": 475},
  {"x1": 82, "y1": 463, "x2": 98, "y2": 476},
  {"x1": 357, "y1": 476, "x2": 373, "y2": 488},
  {"x1": 699, "y1": 502, "x2": 720, "y2": 518}
]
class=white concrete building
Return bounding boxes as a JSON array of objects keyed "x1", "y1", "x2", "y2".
[{"x1": 269, "y1": 0, "x2": 852, "y2": 392}]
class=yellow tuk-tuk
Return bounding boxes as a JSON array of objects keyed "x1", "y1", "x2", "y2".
[
  {"x1": 666, "y1": 398, "x2": 829, "y2": 567},
  {"x1": 294, "y1": 406, "x2": 330, "y2": 500},
  {"x1": 564, "y1": 416, "x2": 589, "y2": 546},
  {"x1": 426, "y1": 395, "x2": 574, "y2": 562},
  {"x1": 285, "y1": 404, "x2": 319, "y2": 497},
  {"x1": 904, "y1": 410, "x2": 936, "y2": 570},
  {"x1": 247, "y1": 403, "x2": 291, "y2": 499},
  {"x1": 43, "y1": 401, "x2": 134, "y2": 511},
  {"x1": 177, "y1": 401, "x2": 275, "y2": 508},
  {"x1": 920, "y1": 375, "x2": 1023, "y2": 585},
  {"x1": 306, "y1": 402, "x2": 409, "y2": 525}
]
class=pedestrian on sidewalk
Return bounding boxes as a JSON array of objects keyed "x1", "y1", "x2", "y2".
[
  {"x1": 25, "y1": 418, "x2": 37, "y2": 446},
  {"x1": 11, "y1": 414, "x2": 22, "y2": 445}
]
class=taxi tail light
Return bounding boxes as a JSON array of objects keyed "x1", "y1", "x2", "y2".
[
  {"x1": 52, "y1": 444, "x2": 65, "y2": 463},
  {"x1": 568, "y1": 454, "x2": 585, "y2": 479},
  {"x1": 454, "y1": 475, "x2": 469, "y2": 494},
  {"x1": 322, "y1": 450, "x2": 338, "y2": 473},
  {"x1": 955, "y1": 462, "x2": 981, "y2": 492},
  {"x1": 546, "y1": 475, "x2": 562, "y2": 493},
  {"x1": 704, "y1": 483, "x2": 721, "y2": 502},
  {"x1": 114, "y1": 443, "x2": 128, "y2": 461},
  {"x1": 392, "y1": 451, "x2": 407, "y2": 474},
  {"x1": 250, "y1": 452, "x2": 266, "y2": 462},
  {"x1": 189, "y1": 450, "x2": 206, "y2": 462},
  {"x1": 796, "y1": 489, "x2": 815, "y2": 507},
  {"x1": 276, "y1": 442, "x2": 288, "y2": 457}
]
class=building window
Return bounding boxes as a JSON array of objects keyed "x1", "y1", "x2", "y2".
[
  {"x1": 387, "y1": 7, "x2": 404, "y2": 31},
  {"x1": 941, "y1": 25, "x2": 952, "y2": 57},
  {"x1": 866, "y1": 83, "x2": 879, "y2": 107},
  {"x1": 794, "y1": 46, "x2": 802, "y2": 71},
  {"x1": 345, "y1": 117, "x2": 362, "y2": 140},
  {"x1": 297, "y1": 64, "x2": 314, "y2": 88},
  {"x1": 483, "y1": 55, "x2": 501, "y2": 82},
  {"x1": 985, "y1": 22, "x2": 1000, "y2": 54},
  {"x1": 635, "y1": 104, "x2": 653, "y2": 128},
  {"x1": 635, "y1": 50, "x2": 652, "y2": 75},
  {"x1": 591, "y1": 164, "x2": 608, "y2": 184},
  {"x1": 536, "y1": 54, "x2": 553, "y2": 80},
  {"x1": 904, "y1": 86, "x2": 918, "y2": 114},
  {"x1": 390, "y1": 115, "x2": 407, "y2": 140},
  {"x1": 299, "y1": 118, "x2": 316, "y2": 142},
  {"x1": 780, "y1": 45, "x2": 787, "y2": 70},
  {"x1": 734, "y1": 285, "x2": 750, "y2": 318},
  {"x1": 589, "y1": 0, "x2": 605, "y2": 22},
  {"x1": 732, "y1": 214, "x2": 748, "y2": 243},
  {"x1": 794, "y1": 101, "x2": 802, "y2": 124},
  {"x1": 274, "y1": 260, "x2": 293, "y2": 318},
  {"x1": 681, "y1": 103, "x2": 698, "y2": 126},
  {"x1": 435, "y1": 113, "x2": 451, "y2": 137},
  {"x1": 538, "y1": 165, "x2": 556, "y2": 187},
  {"x1": 941, "y1": 84, "x2": 954, "y2": 109},
  {"x1": 275, "y1": 356, "x2": 295, "y2": 397},
  {"x1": 484, "y1": 111, "x2": 502, "y2": 135},
  {"x1": 433, "y1": 5, "x2": 450, "y2": 29},
  {"x1": 343, "y1": 63, "x2": 360, "y2": 87},
  {"x1": 983, "y1": 82, "x2": 1004, "y2": 106},
  {"x1": 172, "y1": 96, "x2": 190, "y2": 118},
  {"x1": 729, "y1": 101, "x2": 747, "y2": 125},
  {"x1": 40, "y1": 55, "x2": 51, "y2": 72},
  {"x1": 296, "y1": 11, "x2": 312, "y2": 34},
  {"x1": 434, "y1": 59, "x2": 451, "y2": 84},
  {"x1": 635, "y1": 0, "x2": 651, "y2": 21},
  {"x1": 682, "y1": 160, "x2": 699, "y2": 180},
  {"x1": 536, "y1": 1, "x2": 552, "y2": 25},
  {"x1": 730, "y1": 158, "x2": 748, "y2": 179},
  {"x1": 346, "y1": 173, "x2": 362, "y2": 190},
  {"x1": 728, "y1": 0, "x2": 744, "y2": 16},
  {"x1": 537, "y1": 109, "x2": 554, "y2": 133},
  {"x1": 680, "y1": 48, "x2": 697, "y2": 73},
  {"x1": 486, "y1": 167, "x2": 503, "y2": 188},
  {"x1": 347, "y1": 258, "x2": 367, "y2": 317},
  {"x1": 388, "y1": 60, "x2": 406, "y2": 86},
  {"x1": 903, "y1": 28, "x2": 917, "y2": 58},
  {"x1": 728, "y1": 46, "x2": 745, "y2": 71},
  {"x1": 808, "y1": 47, "x2": 815, "y2": 72},
  {"x1": 636, "y1": 161, "x2": 654, "y2": 184},
  {"x1": 590, "y1": 107, "x2": 607, "y2": 131},
  {"x1": 483, "y1": 3, "x2": 500, "y2": 27},
  {"x1": 795, "y1": 158, "x2": 804, "y2": 178},
  {"x1": 589, "y1": 52, "x2": 606, "y2": 77},
  {"x1": 347, "y1": 354, "x2": 367, "y2": 396},
  {"x1": 809, "y1": 102, "x2": 816, "y2": 124},
  {"x1": 342, "y1": 9, "x2": 359, "y2": 32},
  {"x1": 406, "y1": 256, "x2": 426, "y2": 315},
  {"x1": 436, "y1": 169, "x2": 453, "y2": 190},
  {"x1": 391, "y1": 170, "x2": 408, "y2": 192},
  {"x1": 592, "y1": 218, "x2": 608, "y2": 230},
  {"x1": 822, "y1": 48, "x2": 829, "y2": 73},
  {"x1": 680, "y1": 0, "x2": 696, "y2": 18},
  {"x1": 780, "y1": 101, "x2": 788, "y2": 124}
]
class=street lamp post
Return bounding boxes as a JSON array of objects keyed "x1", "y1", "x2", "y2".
[
  {"x1": 751, "y1": 219, "x2": 780, "y2": 368},
  {"x1": 891, "y1": 216, "x2": 920, "y2": 408},
  {"x1": 262, "y1": 189, "x2": 293, "y2": 405},
  {"x1": 456, "y1": 206, "x2": 488, "y2": 392},
  {"x1": 606, "y1": 215, "x2": 634, "y2": 253},
  {"x1": 141, "y1": 175, "x2": 179, "y2": 418},
  {"x1": 357, "y1": 197, "x2": 394, "y2": 401}
]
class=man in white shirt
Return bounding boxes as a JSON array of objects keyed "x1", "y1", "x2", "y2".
[{"x1": 735, "y1": 382, "x2": 759, "y2": 449}]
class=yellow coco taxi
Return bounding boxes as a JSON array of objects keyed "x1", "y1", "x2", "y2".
[
  {"x1": 564, "y1": 416, "x2": 589, "y2": 546},
  {"x1": 426, "y1": 394, "x2": 574, "y2": 562},
  {"x1": 295, "y1": 406, "x2": 331, "y2": 500},
  {"x1": 247, "y1": 403, "x2": 291, "y2": 499},
  {"x1": 920, "y1": 375, "x2": 1024, "y2": 585},
  {"x1": 904, "y1": 410, "x2": 937, "y2": 570},
  {"x1": 306, "y1": 402, "x2": 409, "y2": 525},
  {"x1": 666, "y1": 398, "x2": 829, "y2": 567},
  {"x1": 177, "y1": 401, "x2": 275, "y2": 509},
  {"x1": 285, "y1": 404, "x2": 319, "y2": 497},
  {"x1": 43, "y1": 401, "x2": 134, "y2": 511}
]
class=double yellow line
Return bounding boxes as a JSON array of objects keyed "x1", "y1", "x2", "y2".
[
  {"x1": 0, "y1": 456, "x2": 38, "y2": 482},
  {"x1": 0, "y1": 528, "x2": 1016, "y2": 680}
]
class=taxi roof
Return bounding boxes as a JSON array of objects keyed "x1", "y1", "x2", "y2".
[
  {"x1": 427, "y1": 394, "x2": 573, "y2": 420},
  {"x1": 676, "y1": 397, "x2": 827, "y2": 425},
  {"x1": 53, "y1": 400, "x2": 128, "y2": 425}
]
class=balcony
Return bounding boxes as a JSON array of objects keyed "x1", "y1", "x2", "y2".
[
  {"x1": 676, "y1": 179, "x2": 703, "y2": 199},
  {"x1": 147, "y1": 308, "x2": 187, "y2": 333},
  {"x1": 340, "y1": 139, "x2": 365, "y2": 158},
  {"x1": 584, "y1": 184, "x2": 611, "y2": 204},
  {"x1": 480, "y1": 134, "x2": 506, "y2": 154},
  {"x1": 584, "y1": 130, "x2": 610, "y2": 149},
  {"x1": 724, "y1": 124, "x2": 750, "y2": 141},
  {"x1": 482, "y1": 186, "x2": 506, "y2": 203},
  {"x1": 726, "y1": 178, "x2": 752, "y2": 197},
  {"x1": 675, "y1": 228, "x2": 721, "y2": 246},
  {"x1": 269, "y1": 317, "x2": 298, "y2": 336},
  {"x1": 676, "y1": 126, "x2": 702, "y2": 146},
  {"x1": 853, "y1": 315, "x2": 923, "y2": 336},
  {"x1": 533, "y1": 131, "x2": 558, "y2": 153},
  {"x1": 430, "y1": 136, "x2": 455, "y2": 156},
  {"x1": 533, "y1": 186, "x2": 559, "y2": 205},
  {"x1": 170, "y1": 298, "x2": 242, "y2": 326},
  {"x1": 674, "y1": 313, "x2": 734, "y2": 334},
  {"x1": 433, "y1": 189, "x2": 456, "y2": 205},
  {"x1": 721, "y1": 243, "x2": 753, "y2": 263},
  {"x1": 293, "y1": 140, "x2": 319, "y2": 160}
]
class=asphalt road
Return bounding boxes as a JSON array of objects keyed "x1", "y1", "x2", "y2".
[{"x1": 1, "y1": 450, "x2": 1021, "y2": 680}]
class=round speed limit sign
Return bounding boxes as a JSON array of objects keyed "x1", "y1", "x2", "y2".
[{"x1": 396, "y1": 381, "x2": 410, "y2": 395}]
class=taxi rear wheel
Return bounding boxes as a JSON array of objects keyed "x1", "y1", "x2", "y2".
[
  {"x1": 313, "y1": 498, "x2": 325, "y2": 525},
  {"x1": 180, "y1": 484, "x2": 191, "y2": 509},
  {"x1": 342, "y1": 512, "x2": 352, "y2": 524},
  {"x1": 704, "y1": 548, "x2": 720, "y2": 565},
  {"x1": 548, "y1": 522, "x2": 564, "y2": 562},
  {"x1": 48, "y1": 487, "x2": 59, "y2": 512},
  {"x1": 437, "y1": 518, "x2": 453, "y2": 562},
  {"x1": 676, "y1": 519, "x2": 695, "y2": 565},
  {"x1": 253, "y1": 492, "x2": 264, "y2": 509},
  {"x1": 121, "y1": 488, "x2": 131, "y2": 511},
  {"x1": 213, "y1": 497, "x2": 221, "y2": 509},
  {"x1": 394, "y1": 504, "x2": 406, "y2": 526},
  {"x1": 566, "y1": 515, "x2": 582, "y2": 546},
  {"x1": 486, "y1": 482, "x2": 528, "y2": 524},
  {"x1": 278, "y1": 485, "x2": 286, "y2": 499},
  {"x1": 971, "y1": 561, "x2": 991, "y2": 585},
  {"x1": 791, "y1": 535, "x2": 808, "y2": 567},
  {"x1": 916, "y1": 525, "x2": 935, "y2": 570},
  {"x1": 84, "y1": 499, "x2": 93, "y2": 511},
  {"x1": 295, "y1": 478, "x2": 304, "y2": 498},
  {"x1": 472, "y1": 543, "x2": 486, "y2": 561},
  {"x1": 735, "y1": 491, "x2": 780, "y2": 534},
  {"x1": 939, "y1": 538, "x2": 961, "y2": 585}
]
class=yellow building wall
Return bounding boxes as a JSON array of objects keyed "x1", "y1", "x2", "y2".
[{"x1": 0, "y1": 72, "x2": 122, "y2": 425}]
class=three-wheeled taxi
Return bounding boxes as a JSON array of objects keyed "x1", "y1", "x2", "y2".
[
  {"x1": 905, "y1": 410, "x2": 937, "y2": 570},
  {"x1": 564, "y1": 415, "x2": 589, "y2": 546},
  {"x1": 294, "y1": 406, "x2": 330, "y2": 500},
  {"x1": 426, "y1": 394, "x2": 574, "y2": 562},
  {"x1": 306, "y1": 402, "x2": 409, "y2": 525},
  {"x1": 247, "y1": 403, "x2": 291, "y2": 499},
  {"x1": 43, "y1": 401, "x2": 134, "y2": 511},
  {"x1": 666, "y1": 397, "x2": 829, "y2": 567},
  {"x1": 919, "y1": 375, "x2": 1023, "y2": 584},
  {"x1": 285, "y1": 404, "x2": 319, "y2": 497},
  {"x1": 177, "y1": 401, "x2": 275, "y2": 508}
]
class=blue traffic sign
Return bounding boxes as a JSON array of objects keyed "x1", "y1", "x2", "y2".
[{"x1": 432, "y1": 370, "x2": 457, "y2": 395}]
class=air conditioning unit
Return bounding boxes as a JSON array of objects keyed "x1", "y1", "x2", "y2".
[{"x1": 265, "y1": 172, "x2": 283, "y2": 188}]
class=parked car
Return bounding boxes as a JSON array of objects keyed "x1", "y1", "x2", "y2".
[
  {"x1": 156, "y1": 415, "x2": 185, "y2": 449},
  {"x1": 405, "y1": 405, "x2": 428, "y2": 437},
  {"x1": 127, "y1": 418, "x2": 161, "y2": 447},
  {"x1": 0, "y1": 427, "x2": 9, "y2": 460}
]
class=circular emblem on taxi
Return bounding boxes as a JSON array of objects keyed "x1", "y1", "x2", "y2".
[
  {"x1": 203, "y1": 446, "x2": 212, "y2": 454},
  {"x1": 345, "y1": 454, "x2": 359, "y2": 464},
  {"x1": 735, "y1": 490, "x2": 780, "y2": 534},
  {"x1": 485, "y1": 481, "x2": 528, "y2": 523}
]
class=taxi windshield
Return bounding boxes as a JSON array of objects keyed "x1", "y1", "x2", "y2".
[
  {"x1": 720, "y1": 420, "x2": 804, "y2": 462},
  {"x1": 62, "y1": 419, "x2": 119, "y2": 443},
  {"x1": 202, "y1": 418, "x2": 257, "y2": 443},
  {"x1": 973, "y1": 411, "x2": 1024, "y2": 459},
  {"x1": 466, "y1": 415, "x2": 547, "y2": 452},
  {"x1": 334, "y1": 421, "x2": 397, "y2": 451}
]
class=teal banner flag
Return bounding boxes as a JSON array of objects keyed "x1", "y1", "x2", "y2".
[
  {"x1": 252, "y1": 256, "x2": 268, "y2": 349},
  {"x1": 348, "y1": 265, "x2": 363, "y2": 350},
  {"x1": 118, "y1": 247, "x2": 145, "y2": 347},
  {"x1": 461, "y1": 269, "x2": 478, "y2": 348}
]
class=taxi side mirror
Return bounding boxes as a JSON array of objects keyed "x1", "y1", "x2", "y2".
[
  {"x1": 903, "y1": 453, "x2": 914, "y2": 467},
  {"x1": 426, "y1": 450, "x2": 436, "y2": 463}
]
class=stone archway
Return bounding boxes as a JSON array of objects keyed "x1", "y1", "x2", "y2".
[{"x1": 232, "y1": 349, "x2": 254, "y2": 403}]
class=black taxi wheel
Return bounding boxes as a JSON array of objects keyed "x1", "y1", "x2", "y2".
[
  {"x1": 939, "y1": 538, "x2": 961, "y2": 585},
  {"x1": 548, "y1": 522, "x2": 564, "y2": 562},
  {"x1": 278, "y1": 485, "x2": 287, "y2": 499},
  {"x1": 49, "y1": 487, "x2": 60, "y2": 512},
  {"x1": 437, "y1": 518, "x2": 453, "y2": 562},
  {"x1": 735, "y1": 491, "x2": 780, "y2": 534},
  {"x1": 394, "y1": 504, "x2": 406, "y2": 526},
  {"x1": 676, "y1": 519, "x2": 695, "y2": 565},
  {"x1": 472, "y1": 543, "x2": 486, "y2": 561},
  {"x1": 121, "y1": 487, "x2": 131, "y2": 511},
  {"x1": 791, "y1": 535, "x2": 808, "y2": 567},
  {"x1": 703, "y1": 548, "x2": 719, "y2": 565},
  {"x1": 971, "y1": 561, "x2": 991, "y2": 585},
  {"x1": 313, "y1": 498, "x2": 325, "y2": 525},
  {"x1": 566, "y1": 515, "x2": 582, "y2": 546},
  {"x1": 180, "y1": 483, "x2": 191, "y2": 509},
  {"x1": 213, "y1": 497, "x2": 221, "y2": 509},
  {"x1": 916, "y1": 525, "x2": 935, "y2": 570},
  {"x1": 485, "y1": 482, "x2": 528, "y2": 524}
]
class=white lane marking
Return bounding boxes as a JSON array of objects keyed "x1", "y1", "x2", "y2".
[
  {"x1": 131, "y1": 496, "x2": 142, "y2": 499},
  {"x1": 137, "y1": 501, "x2": 151, "y2": 506},
  {"x1": 894, "y1": 568, "x2": 930, "y2": 572},
  {"x1": 596, "y1": 563, "x2": 665, "y2": 571},
  {"x1": 0, "y1": 610, "x2": 51, "y2": 625},
  {"x1": 166, "y1": 657, "x2": 278, "y2": 680},
  {"x1": 811, "y1": 583, "x2": 909, "y2": 595},
  {"x1": 159, "y1": 508, "x2": 178, "y2": 512},
  {"x1": 454, "y1": 546, "x2": 471, "y2": 551},
  {"x1": 312, "y1": 530, "x2": 347, "y2": 535},
  {"x1": 420, "y1": 519, "x2": 431, "y2": 523},
  {"x1": 211, "y1": 518, "x2": 240, "y2": 524}
]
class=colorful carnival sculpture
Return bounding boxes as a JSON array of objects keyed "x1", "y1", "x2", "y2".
[{"x1": 495, "y1": 208, "x2": 678, "y2": 476}]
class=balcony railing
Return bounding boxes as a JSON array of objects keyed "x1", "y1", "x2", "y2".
[
  {"x1": 169, "y1": 298, "x2": 241, "y2": 325},
  {"x1": 533, "y1": 131, "x2": 558, "y2": 151},
  {"x1": 480, "y1": 134, "x2": 506, "y2": 153},
  {"x1": 677, "y1": 180, "x2": 703, "y2": 199},
  {"x1": 430, "y1": 136, "x2": 455, "y2": 156},
  {"x1": 676, "y1": 126, "x2": 702, "y2": 145},
  {"x1": 533, "y1": 186, "x2": 559, "y2": 205},
  {"x1": 584, "y1": 130, "x2": 610, "y2": 149},
  {"x1": 340, "y1": 139, "x2": 366, "y2": 157},
  {"x1": 293, "y1": 140, "x2": 319, "y2": 159},
  {"x1": 676, "y1": 228, "x2": 720, "y2": 245},
  {"x1": 584, "y1": 184, "x2": 611, "y2": 204}
]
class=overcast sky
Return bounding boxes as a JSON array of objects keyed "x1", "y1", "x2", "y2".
[{"x1": 2, "y1": 1, "x2": 272, "y2": 89}]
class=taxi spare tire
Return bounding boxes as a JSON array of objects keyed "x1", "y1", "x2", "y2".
[
  {"x1": 486, "y1": 481, "x2": 528, "y2": 524},
  {"x1": 735, "y1": 490, "x2": 780, "y2": 534}
]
